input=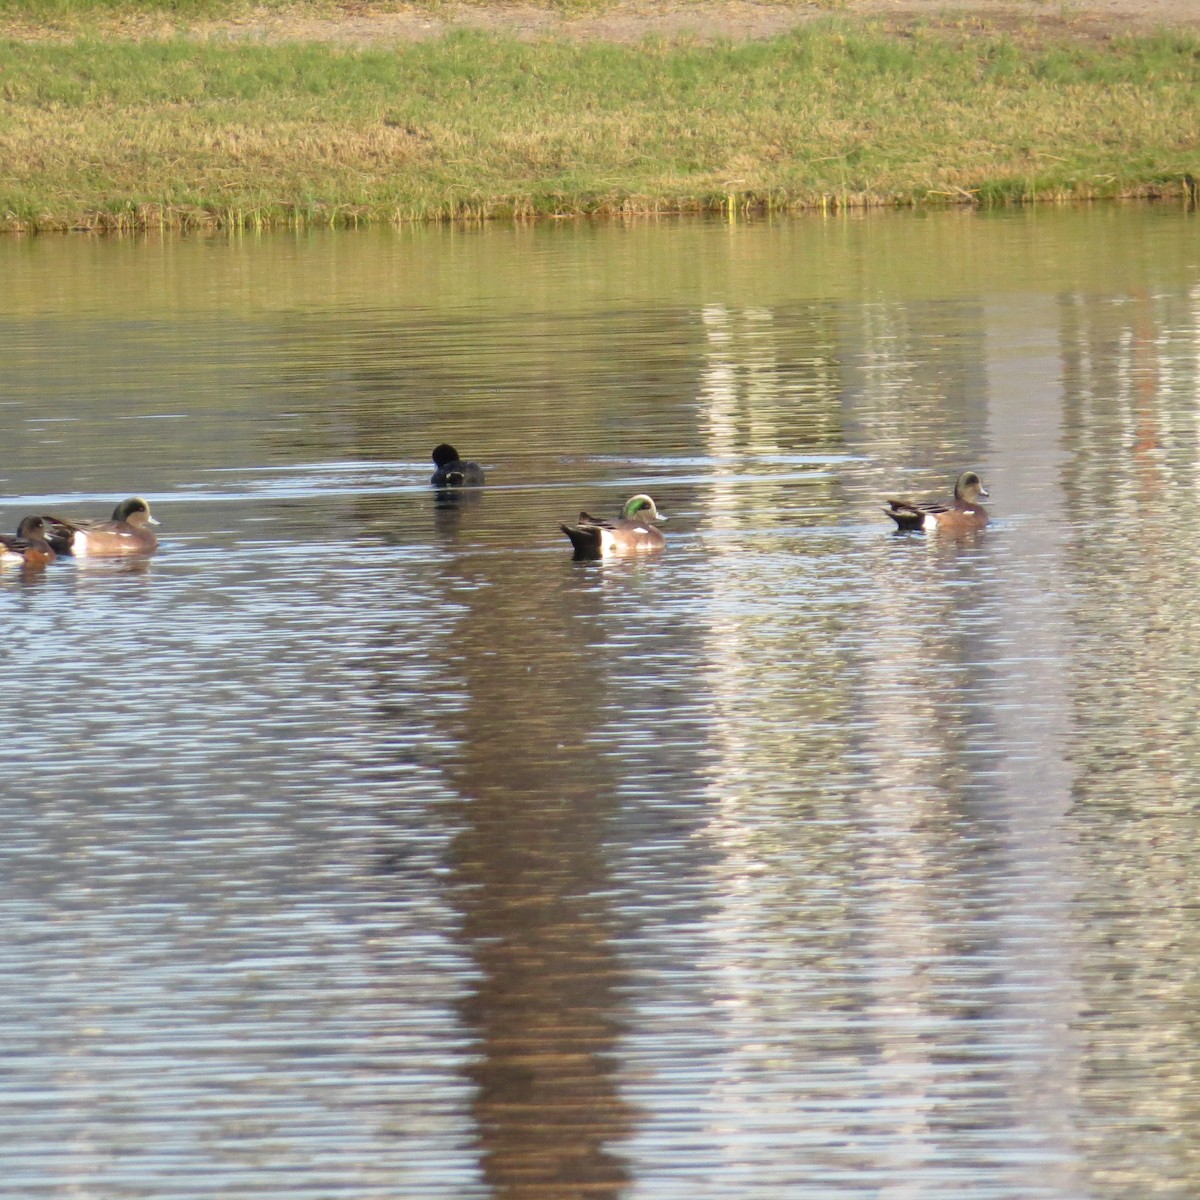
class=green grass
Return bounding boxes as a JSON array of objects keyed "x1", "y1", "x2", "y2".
[
  {"x1": 0, "y1": 0, "x2": 237, "y2": 20},
  {"x1": 0, "y1": 20, "x2": 1197, "y2": 231}
]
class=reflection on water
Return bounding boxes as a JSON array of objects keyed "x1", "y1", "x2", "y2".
[{"x1": 1, "y1": 207, "x2": 1199, "y2": 1198}]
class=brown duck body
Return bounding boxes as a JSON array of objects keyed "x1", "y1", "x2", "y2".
[
  {"x1": 43, "y1": 496, "x2": 160, "y2": 557},
  {"x1": 884, "y1": 471, "x2": 989, "y2": 533},
  {"x1": 0, "y1": 517, "x2": 56, "y2": 567},
  {"x1": 561, "y1": 494, "x2": 667, "y2": 558}
]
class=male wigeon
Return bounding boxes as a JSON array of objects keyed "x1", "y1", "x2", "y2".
[
  {"x1": 43, "y1": 496, "x2": 160, "y2": 557},
  {"x1": 884, "y1": 471, "x2": 989, "y2": 533},
  {"x1": 561, "y1": 494, "x2": 667, "y2": 558}
]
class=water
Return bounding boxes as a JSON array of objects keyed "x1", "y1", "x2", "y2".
[{"x1": 1, "y1": 206, "x2": 1199, "y2": 1199}]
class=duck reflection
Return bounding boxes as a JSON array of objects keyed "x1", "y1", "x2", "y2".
[
  {"x1": 0, "y1": 564, "x2": 51, "y2": 590},
  {"x1": 432, "y1": 486, "x2": 484, "y2": 540},
  {"x1": 13, "y1": 554, "x2": 155, "y2": 594}
]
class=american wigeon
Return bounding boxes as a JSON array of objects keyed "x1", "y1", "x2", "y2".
[
  {"x1": 0, "y1": 517, "x2": 56, "y2": 567},
  {"x1": 430, "y1": 444, "x2": 485, "y2": 488},
  {"x1": 884, "y1": 471, "x2": 989, "y2": 533},
  {"x1": 561, "y1": 494, "x2": 667, "y2": 558},
  {"x1": 43, "y1": 496, "x2": 160, "y2": 557}
]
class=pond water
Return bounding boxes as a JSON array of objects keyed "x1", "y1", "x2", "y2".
[{"x1": 2, "y1": 205, "x2": 1200, "y2": 1199}]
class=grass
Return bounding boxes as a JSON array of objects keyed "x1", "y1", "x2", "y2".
[
  {"x1": 0, "y1": 12, "x2": 1198, "y2": 231},
  {"x1": 0, "y1": 0, "x2": 840, "y2": 20}
]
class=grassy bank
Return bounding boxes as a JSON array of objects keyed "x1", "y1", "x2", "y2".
[{"x1": 1, "y1": 16, "x2": 1198, "y2": 231}]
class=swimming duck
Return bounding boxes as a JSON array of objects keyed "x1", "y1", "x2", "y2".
[
  {"x1": 561, "y1": 494, "x2": 667, "y2": 558},
  {"x1": 430, "y1": 444, "x2": 485, "y2": 488},
  {"x1": 43, "y1": 496, "x2": 160, "y2": 557},
  {"x1": 0, "y1": 516, "x2": 56, "y2": 567},
  {"x1": 884, "y1": 471, "x2": 989, "y2": 533}
]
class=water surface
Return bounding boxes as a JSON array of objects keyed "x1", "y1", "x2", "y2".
[{"x1": 2, "y1": 206, "x2": 1199, "y2": 1199}]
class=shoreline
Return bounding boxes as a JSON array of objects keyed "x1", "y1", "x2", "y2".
[{"x1": 1, "y1": 5, "x2": 1197, "y2": 234}]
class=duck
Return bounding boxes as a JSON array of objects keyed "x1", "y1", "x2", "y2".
[
  {"x1": 561, "y1": 494, "x2": 667, "y2": 558},
  {"x1": 42, "y1": 496, "x2": 160, "y2": 557},
  {"x1": 430, "y1": 444, "x2": 485, "y2": 488},
  {"x1": 884, "y1": 471, "x2": 989, "y2": 533},
  {"x1": 0, "y1": 516, "x2": 56, "y2": 567}
]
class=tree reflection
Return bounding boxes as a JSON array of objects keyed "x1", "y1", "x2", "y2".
[{"x1": 442, "y1": 553, "x2": 636, "y2": 1200}]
